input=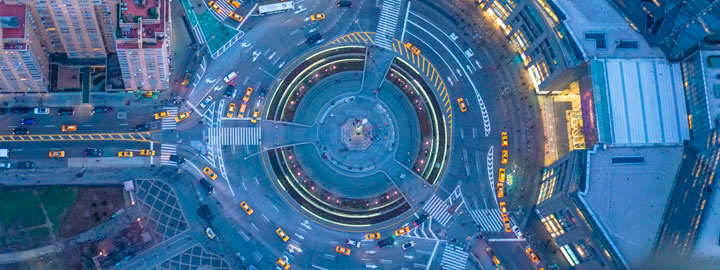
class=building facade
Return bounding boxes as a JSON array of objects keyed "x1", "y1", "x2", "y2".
[
  {"x1": 115, "y1": 0, "x2": 171, "y2": 91},
  {"x1": 0, "y1": 0, "x2": 50, "y2": 93},
  {"x1": 28, "y1": 0, "x2": 107, "y2": 59}
]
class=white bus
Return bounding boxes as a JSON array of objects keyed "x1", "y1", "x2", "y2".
[{"x1": 257, "y1": 1, "x2": 294, "y2": 15}]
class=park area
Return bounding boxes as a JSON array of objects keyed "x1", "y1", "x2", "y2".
[{"x1": 0, "y1": 186, "x2": 125, "y2": 253}]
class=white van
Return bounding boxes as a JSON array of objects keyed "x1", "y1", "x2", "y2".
[{"x1": 0, "y1": 149, "x2": 9, "y2": 158}]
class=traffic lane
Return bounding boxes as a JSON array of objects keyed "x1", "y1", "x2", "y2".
[
  {"x1": 0, "y1": 141, "x2": 155, "y2": 168},
  {"x1": 490, "y1": 239, "x2": 539, "y2": 270},
  {"x1": 0, "y1": 107, "x2": 169, "y2": 134}
]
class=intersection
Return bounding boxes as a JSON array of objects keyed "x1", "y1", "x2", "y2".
[{"x1": 0, "y1": 0, "x2": 545, "y2": 269}]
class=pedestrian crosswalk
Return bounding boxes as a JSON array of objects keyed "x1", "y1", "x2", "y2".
[
  {"x1": 160, "y1": 144, "x2": 177, "y2": 166},
  {"x1": 162, "y1": 107, "x2": 178, "y2": 130},
  {"x1": 423, "y1": 194, "x2": 452, "y2": 226},
  {"x1": 440, "y1": 244, "x2": 469, "y2": 270},
  {"x1": 210, "y1": 127, "x2": 260, "y2": 146},
  {"x1": 375, "y1": 0, "x2": 402, "y2": 50},
  {"x1": 208, "y1": 0, "x2": 239, "y2": 22},
  {"x1": 468, "y1": 209, "x2": 504, "y2": 232}
]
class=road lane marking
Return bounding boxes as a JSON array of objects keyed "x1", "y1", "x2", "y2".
[{"x1": 400, "y1": 1, "x2": 411, "y2": 41}]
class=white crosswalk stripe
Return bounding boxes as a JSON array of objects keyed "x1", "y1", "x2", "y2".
[
  {"x1": 375, "y1": 0, "x2": 402, "y2": 49},
  {"x1": 210, "y1": 127, "x2": 261, "y2": 146},
  {"x1": 162, "y1": 107, "x2": 178, "y2": 130},
  {"x1": 441, "y1": 244, "x2": 469, "y2": 270},
  {"x1": 469, "y1": 209, "x2": 504, "y2": 232},
  {"x1": 160, "y1": 144, "x2": 177, "y2": 166},
  {"x1": 422, "y1": 194, "x2": 452, "y2": 226}
]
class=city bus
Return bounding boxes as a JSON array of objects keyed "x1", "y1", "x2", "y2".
[{"x1": 257, "y1": 1, "x2": 294, "y2": 15}]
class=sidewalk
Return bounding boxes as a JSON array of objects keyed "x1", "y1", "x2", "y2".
[
  {"x1": 360, "y1": 46, "x2": 396, "y2": 92},
  {"x1": 0, "y1": 91, "x2": 179, "y2": 108}
]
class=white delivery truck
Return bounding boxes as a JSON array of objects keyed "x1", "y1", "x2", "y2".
[{"x1": 0, "y1": 149, "x2": 8, "y2": 158}]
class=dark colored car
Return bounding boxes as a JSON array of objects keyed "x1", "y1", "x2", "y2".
[
  {"x1": 134, "y1": 124, "x2": 150, "y2": 132},
  {"x1": 85, "y1": 148, "x2": 103, "y2": 157},
  {"x1": 169, "y1": 155, "x2": 185, "y2": 165},
  {"x1": 199, "y1": 178, "x2": 215, "y2": 194},
  {"x1": 11, "y1": 107, "x2": 30, "y2": 114},
  {"x1": 225, "y1": 85, "x2": 235, "y2": 98},
  {"x1": 413, "y1": 213, "x2": 429, "y2": 226},
  {"x1": 377, "y1": 237, "x2": 394, "y2": 248},
  {"x1": 337, "y1": 0, "x2": 351, "y2": 7},
  {"x1": 0, "y1": 107, "x2": 6, "y2": 114},
  {"x1": 198, "y1": 204, "x2": 213, "y2": 220},
  {"x1": 306, "y1": 33, "x2": 322, "y2": 45},
  {"x1": 20, "y1": 118, "x2": 36, "y2": 125},
  {"x1": 57, "y1": 108, "x2": 75, "y2": 115},
  {"x1": 12, "y1": 127, "x2": 28, "y2": 135},
  {"x1": 92, "y1": 106, "x2": 112, "y2": 114},
  {"x1": 17, "y1": 161, "x2": 34, "y2": 169}
]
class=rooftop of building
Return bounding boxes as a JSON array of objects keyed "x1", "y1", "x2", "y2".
[
  {"x1": 698, "y1": 50, "x2": 720, "y2": 130},
  {"x1": 0, "y1": 2, "x2": 26, "y2": 40},
  {"x1": 590, "y1": 58, "x2": 690, "y2": 145},
  {"x1": 549, "y1": 0, "x2": 665, "y2": 59},
  {"x1": 582, "y1": 144, "x2": 684, "y2": 268},
  {"x1": 120, "y1": 0, "x2": 160, "y2": 22}
]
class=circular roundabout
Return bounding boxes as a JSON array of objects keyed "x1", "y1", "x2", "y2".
[{"x1": 261, "y1": 45, "x2": 452, "y2": 229}]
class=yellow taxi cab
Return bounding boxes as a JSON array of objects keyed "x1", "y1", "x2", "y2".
[
  {"x1": 501, "y1": 149, "x2": 508, "y2": 164},
  {"x1": 503, "y1": 216, "x2": 512, "y2": 232},
  {"x1": 526, "y1": 247, "x2": 539, "y2": 263},
  {"x1": 49, "y1": 151, "x2": 65, "y2": 158},
  {"x1": 139, "y1": 149, "x2": 155, "y2": 156},
  {"x1": 394, "y1": 226, "x2": 410, "y2": 236},
  {"x1": 118, "y1": 151, "x2": 133, "y2": 157},
  {"x1": 229, "y1": 12, "x2": 243, "y2": 22},
  {"x1": 240, "y1": 201, "x2": 254, "y2": 215},
  {"x1": 62, "y1": 125, "x2": 77, "y2": 132},
  {"x1": 457, "y1": 98, "x2": 467, "y2": 112},
  {"x1": 250, "y1": 109, "x2": 259, "y2": 124},
  {"x1": 499, "y1": 202, "x2": 507, "y2": 216},
  {"x1": 497, "y1": 182, "x2": 504, "y2": 198},
  {"x1": 501, "y1": 131, "x2": 508, "y2": 146},
  {"x1": 335, "y1": 246, "x2": 351, "y2": 256},
  {"x1": 208, "y1": 1, "x2": 220, "y2": 12},
  {"x1": 365, "y1": 233, "x2": 380, "y2": 240},
  {"x1": 238, "y1": 103, "x2": 247, "y2": 118},
  {"x1": 154, "y1": 111, "x2": 169, "y2": 119},
  {"x1": 226, "y1": 0, "x2": 240, "y2": 8},
  {"x1": 405, "y1": 42, "x2": 421, "y2": 55},
  {"x1": 275, "y1": 228, "x2": 289, "y2": 242},
  {"x1": 277, "y1": 258, "x2": 290, "y2": 269},
  {"x1": 227, "y1": 103, "x2": 236, "y2": 118},
  {"x1": 203, "y1": 167, "x2": 218, "y2": 180},
  {"x1": 243, "y1": 87, "x2": 254, "y2": 102},
  {"x1": 499, "y1": 168, "x2": 506, "y2": 183},
  {"x1": 176, "y1": 112, "x2": 190, "y2": 122},
  {"x1": 311, "y1": 13, "x2": 326, "y2": 21}
]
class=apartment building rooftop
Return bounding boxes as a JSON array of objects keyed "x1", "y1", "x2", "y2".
[
  {"x1": 0, "y1": 2, "x2": 25, "y2": 40},
  {"x1": 120, "y1": 0, "x2": 160, "y2": 22}
]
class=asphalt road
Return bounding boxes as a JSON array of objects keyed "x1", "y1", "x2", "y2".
[{"x1": 0, "y1": 0, "x2": 548, "y2": 269}]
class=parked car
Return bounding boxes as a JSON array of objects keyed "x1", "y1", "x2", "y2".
[
  {"x1": 92, "y1": 106, "x2": 112, "y2": 114},
  {"x1": 11, "y1": 107, "x2": 30, "y2": 114},
  {"x1": 57, "y1": 108, "x2": 75, "y2": 115},
  {"x1": 34, "y1": 107, "x2": 49, "y2": 114},
  {"x1": 198, "y1": 204, "x2": 213, "y2": 220},
  {"x1": 17, "y1": 161, "x2": 34, "y2": 169},
  {"x1": 0, "y1": 162, "x2": 11, "y2": 169}
]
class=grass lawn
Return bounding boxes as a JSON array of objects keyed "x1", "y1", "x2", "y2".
[
  {"x1": 37, "y1": 187, "x2": 77, "y2": 232},
  {"x1": 0, "y1": 189, "x2": 46, "y2": 229}
]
